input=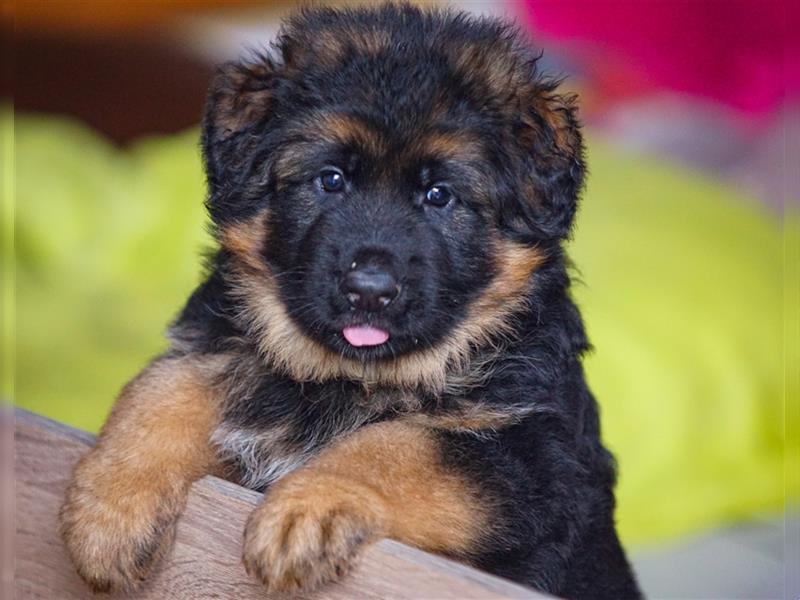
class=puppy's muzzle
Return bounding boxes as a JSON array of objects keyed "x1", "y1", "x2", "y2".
[{"x1": 341, "y1": 265, "x2": 399, "y2": 312}]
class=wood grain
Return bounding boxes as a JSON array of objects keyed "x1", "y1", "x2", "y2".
[{"x1": 14, "y1": 408, "x2": 548, "y2": 600}]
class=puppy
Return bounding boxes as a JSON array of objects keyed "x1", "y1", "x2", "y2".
[{"x1": 60, "y1": 4, "x2": 641, "y2": 599}]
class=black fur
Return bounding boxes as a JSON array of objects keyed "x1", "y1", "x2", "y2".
[{"x1": 169, "y1": 4, "x2": 640, "y2": 598}]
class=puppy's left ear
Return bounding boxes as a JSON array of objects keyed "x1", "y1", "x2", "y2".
[{"x1": 515, "y1": 81, "x2": 586, "y2": 240}]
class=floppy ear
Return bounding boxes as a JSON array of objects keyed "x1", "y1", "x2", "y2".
[
  {"x1": 447, "y1": 29, "x2": 585, "y2": 241},
  {"x1": 515, "y1": 80, "x2": 586, "y2": 240},
  {"x1": 201, "y1": 56, "x2": 280, "y2": 205}
]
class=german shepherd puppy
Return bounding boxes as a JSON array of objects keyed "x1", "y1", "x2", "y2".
[{"x1": 60, "y1": 4, "x2": 641, "y2": 598}]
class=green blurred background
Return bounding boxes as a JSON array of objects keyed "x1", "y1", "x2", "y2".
[{"x1": 5, "y1": 1, "x2": 798, "y2": 597}]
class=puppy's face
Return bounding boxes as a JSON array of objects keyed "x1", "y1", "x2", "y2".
[{"x1": 203, "y1": 5, "x2": 584, "y2": 384}]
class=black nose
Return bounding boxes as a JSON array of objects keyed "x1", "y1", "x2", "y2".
[{"x1": 342, "y1": 266, "x2": 399, "y2": 312}]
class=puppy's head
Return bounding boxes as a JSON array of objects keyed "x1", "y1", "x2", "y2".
[{"x1": 203, "y1": 4, "x2": 584, "y2": 390}]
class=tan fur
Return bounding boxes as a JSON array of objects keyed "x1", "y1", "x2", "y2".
[
  {"x1": 213, "y1": 63, "x2": 274, "y2": 138},
  {"x1": 59, "y1": 353, "x2": 230, "y2": 592},
  {"x1": 274, "y1": 112, "x2": 387, "y2": 184},
  {"x1": 312, "y1": 25, "x2": 392, "y2": 64},
  {"x1": 451, "y1": 41, "x2": 578, "y2": 158},
  {"x1": 451, "y1": 40, "x2": 523, "y2": 102},
  {"x1": 528, "y1": 89, "x2": 580, "y2": 157},
  {"x1": 405, "y1": 400, "x2": 534, "y2": 433},
  {"x1": 348, "y1": 25, "x2": 392, "y2": 55},
  {"x1": 220, "y1": 211, "x2": 271, "y2": 274},
  {"x1": 243, "y1": 421, "x2": 490, "y2": 592},
  {"x1": 281, "y1": 12, "x2": 396, "y2": 71},
  {"x1": 411, "y1": 129, "x2": 486, "y2": 170},
  {"x1": 222, "y1": 210, "x2": 545, "y2": 393},
  {"x1": 320, "y1": 112, "x2": 386, "y2": 155}
]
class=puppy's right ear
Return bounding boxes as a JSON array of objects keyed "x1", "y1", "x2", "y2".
[{"x1": 201, "y1": 57, "x2": 279, "y2": 198}]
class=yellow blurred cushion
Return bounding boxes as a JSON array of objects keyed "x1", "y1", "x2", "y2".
[{"x1": 569, "y1": 145, "x2": 792, "y2": 544}]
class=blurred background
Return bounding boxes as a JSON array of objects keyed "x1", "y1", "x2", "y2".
[{"x1": 3, "y1": 1, "x2": 798, "y2": 598}]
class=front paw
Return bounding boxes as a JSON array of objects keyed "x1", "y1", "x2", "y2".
[
  {"x1": 243, "y1": 473, "x2": 387, "y2": 593},
  {"x1": 59, "y1": 474, "x2": 180, "y2": 592}
]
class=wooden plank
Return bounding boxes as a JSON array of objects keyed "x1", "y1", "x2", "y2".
[
  {"x1": 14, "y1": 408, "x2": 547, "y2": 599},
  {"x1": 2, "y1": 407, "x2": 14, "y2": 600}
]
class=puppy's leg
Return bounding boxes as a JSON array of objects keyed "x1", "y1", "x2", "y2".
[
  {"x1": 59, "y1": 353, "x2": 228, "y2": 592},
  {"x1": 242, "y1": 421, "x2": 492, "y2": 593}
]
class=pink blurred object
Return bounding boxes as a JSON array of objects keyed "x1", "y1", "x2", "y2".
[{"x1": 521, "y1": 0, "x2": 800, "y2": 118}]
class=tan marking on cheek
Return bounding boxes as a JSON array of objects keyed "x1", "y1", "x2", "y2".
[
  {"x1": 219, "y1": 210, "x2": 270, "y2": 274},
  {"x1": 482, "y1": 239, "x2": 546, "y2": 305},
  {"x1": 432, "y1": 240, "x2": 546, "y2": 371}
]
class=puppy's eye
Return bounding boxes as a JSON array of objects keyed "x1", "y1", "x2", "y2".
[
  {"x1": 319, "y1": 169, "x2": 345, "y2": 193},
  {"x1": 424, "y1": 185, "x2": 454, "y2": 208}
]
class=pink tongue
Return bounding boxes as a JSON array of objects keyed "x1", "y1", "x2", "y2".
[{"x1": 342, "y1": 325, "x2": 390, "y2": 347}]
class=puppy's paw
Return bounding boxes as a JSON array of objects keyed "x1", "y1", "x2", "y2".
[
  {"x1": 59, "y1": 471, "x2": 180, "y2": 593},
  {"x1": 243, "y1": 473, "x2": 387, "y2": 593}
]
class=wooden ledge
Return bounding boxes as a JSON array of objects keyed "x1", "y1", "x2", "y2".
[{"x1": 14, "y1": 408, "x2": 547, "y2": 599}]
